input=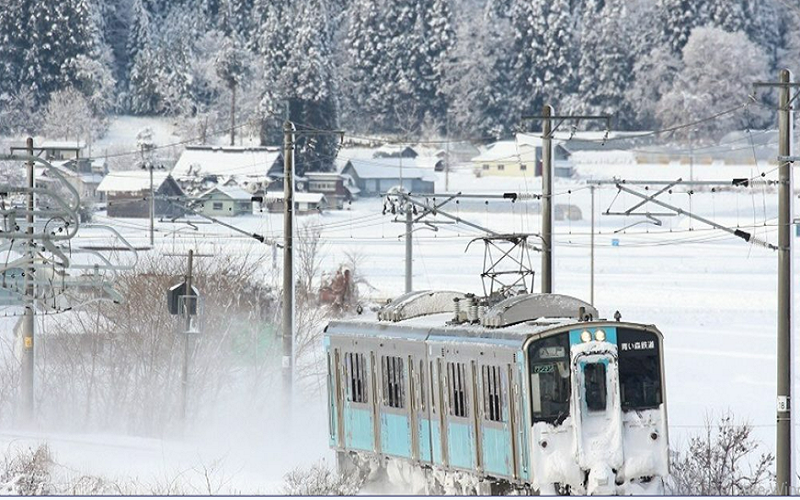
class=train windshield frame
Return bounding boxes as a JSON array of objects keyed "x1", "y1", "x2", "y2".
[
  {"x1": 528, "y1": 332, "x2": 571, "y2": 424},
  {"x1": 617, "y1": 328, "x2": 663, "y2": 411}
]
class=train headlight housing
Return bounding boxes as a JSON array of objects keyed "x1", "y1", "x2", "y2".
[
  {"x1": 580, "y1": 330, "x2": 592, "y2": 342},
  {"x1": 594, "y1": 329, "x2": 606, "y2": 342}
]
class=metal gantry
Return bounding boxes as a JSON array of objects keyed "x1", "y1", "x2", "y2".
[{"x1": 1, "y1": 147, "x2": 135, "y2": 421}]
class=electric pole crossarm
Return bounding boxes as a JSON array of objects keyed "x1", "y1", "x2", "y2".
[
  {"x1": 615, "y1": 183, "x2": 777, "y2": 250},
  {"x1": 165, "y1": 198, "x2": 281, "y2": 248},
  {"x1": 622, "y1": 180, "x2": 681, "y2": 215},
  {"x1": 0, "y1": 154, "x2": 81, "y2": 212},
  {"x1": 400, "y1": 195, "x2": 542, "y2": 252}
]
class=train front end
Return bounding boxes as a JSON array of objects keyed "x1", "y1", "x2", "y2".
[{"x1": 525, "y1": 323, "x2": 669, "y2": 495}]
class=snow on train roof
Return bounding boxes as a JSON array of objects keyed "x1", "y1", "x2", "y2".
[{"x1": 326, "y1": 312, "x2": 582, "y2": 347}]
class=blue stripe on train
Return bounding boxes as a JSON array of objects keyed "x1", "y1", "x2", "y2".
[
  {"x1": 447, "y1": 421, "x2": 474, "y2": 469},
  {"x1": 482, "y1": 426, "x2": 512, "y2": 476},
  {"x1": 381, "y1": 412, "x2": 412, "y2": 458},
  {"x1": 419, "y1": 418, "x2": 432, "y2": 462},
  {"x1": 343, "y1": 406, "x2": 373, "y2": 452}
]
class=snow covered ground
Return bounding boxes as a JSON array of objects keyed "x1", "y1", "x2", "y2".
[{"x1": 0, "y1": 155, "x2": 797, "y2": 491}]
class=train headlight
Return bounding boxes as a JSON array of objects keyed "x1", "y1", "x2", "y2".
[
  {"x1": 580, "y1": 330, "x2": 592, "y2": 342},
  {"x1": 594, "y1": 329, "x2": 606, "y2": 342}
]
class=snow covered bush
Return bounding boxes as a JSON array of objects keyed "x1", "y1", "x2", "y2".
[
  {"x1": 0, "y1": 444, "x2": 53, "y2": 495},
  {"x1": 668, "y1": 412, "x2": 775, "y2": 495},
  {"x1": 282, "y1": 460, "x2": 364, "y2": 495}
]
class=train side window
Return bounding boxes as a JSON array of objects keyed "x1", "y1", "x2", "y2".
[
  {"x1": 345, "y1": 352, "x2": 368, "y2": 404},
  {"x1": 382, "y1": 355, "x2": 405, "y2": 409},
  {"x1": 447, "y1": 362, "x2": 468, "y2": 418},
  {"x1": 482, "y1": 365, "x2": 504, "y2": 422}
]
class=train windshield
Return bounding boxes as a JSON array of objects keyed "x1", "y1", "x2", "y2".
[
  {"x1": 617, "y1": 329, "x2": 663, "y2": 410},
  {"x1": 528, "y1": 333, "x2": 571, "y2": 424}
]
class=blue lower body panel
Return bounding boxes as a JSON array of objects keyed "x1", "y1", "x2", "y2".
[
  {"x1": 343, "y1": 407, "x2": 373, "y2": 452},
  {"x1": 447, "y1": 421, "x2": 474, "y2": 470},
  {"x1": 419, "y1": 418, "x2": 433, "y2": 462},
  {"x1": 381, "y1": 412, "x2": 411, "y2": 458},
  {"x1": 482, "y1": 426, "x2": 512, "y2": 477}
]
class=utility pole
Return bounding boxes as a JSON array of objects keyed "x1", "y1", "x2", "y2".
[
  {"x1": 522, "y1": 111, "x2": 610, "y2": 295},
  {"x1": 590, "y1": 184, "x2": 595, "y2": 306},
  {"x1": 776, "y1": 69, "x2": 795, "y2": 495},
  {"x1": 149, "y1": 163, "x2": 154, "y2": 247},
  {"x1": 230, "y1": 84, "x2": 236, "y2": 147},
  {"x1": 282, "y1": 121, "x2": 295, "y2": 409},
  {"x1": 181, "y1": 249, "x2": 194, "y2": 422},
  {"x1": 405, "y1": 201, "x2": 412, "y2": 293},
  {"x1": 755, "y1": 70, "x2": 797, "y2": 494},
  {"x1": 21, "y1": 137, "x2": 35, "y2": 421},
  {"x1": 541, "y1": 105, "x2": 554, "y2": 294}
]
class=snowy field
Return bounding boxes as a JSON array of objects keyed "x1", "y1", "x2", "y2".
[{"x1": 0, "y1": 158, "x2": 798, "y2": 492}]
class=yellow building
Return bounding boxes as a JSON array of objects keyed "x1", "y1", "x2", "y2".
[{"x1": 471, "y1": 134, "x2": 574, "y2": 177}]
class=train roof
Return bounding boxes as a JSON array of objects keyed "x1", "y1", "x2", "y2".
[{"x1": 325, "y1": 290, "x2": 656, "y2": 349}]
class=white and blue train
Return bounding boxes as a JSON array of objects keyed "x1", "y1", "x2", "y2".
[{"x1": 324, "y1": 291, "x2": 669, "y2": 495}]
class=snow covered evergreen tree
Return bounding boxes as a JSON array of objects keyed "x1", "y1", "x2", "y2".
[
  {"x1": 343, "y1": 0, "x2": 453, "y2": 134},
  {"x1": 568, "y1": 0, "x2": 633, "y2": 125},
  {"x1": 443, "y1": 1, "x2": 514, "y2": 139},
  {"x1": 510, "y1": 0, "x2": 575, "y2": 116}
]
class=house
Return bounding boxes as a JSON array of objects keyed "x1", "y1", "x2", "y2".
[
  {"x1": 10, "y1": 141, "x2": 85, "y2": 161},
  {"x1": 98, "y1": 171, "x2": 185, "y2": 218},
  {"x1": 171, "y1": 145, "x2": 282, "y2": 194},
  {"x1": 304, "y1": 172, "x2": 360, "y2": 209},
  {"x1": 471, "y1": 134, "x2": 574, "y2": 177},
  {"x1": 373, "y1": 145, "x2": 419, "y2": 159},
  {"x1": 262, "y1": 192, "x2": 326, "y2": 214},
  {"x1": 196, "y1": 185, "x2": 253, "y2": 217},
  {"x1": 37, "y1": 157, "x2": 108, "y2": 205},
  {"x1": 341, "y1": 158, "x2": 436, "y2": 196}
]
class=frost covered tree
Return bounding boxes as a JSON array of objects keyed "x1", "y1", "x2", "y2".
[
  {"x1": 668, "y1": 413, "x2": 775, "y2": 495},
  {"x1": 567, "y1": 0, "x2": 632, "y2": 124},
  {"x1": 256, "y1": 0, "x2": 340, "y2": 173},
  {"x1": 625, "y1": 45, "x2": 681, "y2": 130},
  {"x1": 656, "y1": 27, "x2": 770, "y2": 140},
  {"x1": 343, "y1": 0, "x2": 454, "y2": 134},
  {"x1": 510, "y1": 0, "x2": 575, "y2": 115},
  {"x1": 0, "y1": 88, "x2": 37, "y2": 136},
  {"x1": 41, "y1": 88, "x2": 95, "y2": 144},
  {"x1": 442, "y1": 1, "x2": 513, "y2": 139},
  {"x1": 215, "y1": 37, "x2": 253, "y2": 145}
]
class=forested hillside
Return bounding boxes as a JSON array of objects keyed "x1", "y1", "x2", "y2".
[{"x1": 1, "y1": 0, "x2": 799, "y2": 169}]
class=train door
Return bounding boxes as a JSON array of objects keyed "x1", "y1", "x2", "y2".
[
  {"x1": 478, "y1": 362, "x2": 518, "y2": 479},
  {"x1": 444, "y1": 359, "x2": 476, "y2": 470},
  {"x1": 339, "y1": 350, "x2": 375, "y2": 453},
  {"x1": 572, "y1": 352, "x2": 624, "y2": 485},
  {"x1": 412, "y1": 358, "x2": 434, "y2": 464},
  {"x1": 378, "y1": 353, "x2": 412, "y2": 458},
  {"x1": 329, "y1": 348, "x2": 344, "y2": 448}
]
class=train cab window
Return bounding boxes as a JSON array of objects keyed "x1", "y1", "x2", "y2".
[
  {"x1": 482, "y1": 365, "x2": 504, "y2": 422},
  {"x1": 447, "y1": 362, "x2": 468, "y2": 418},
  {"x1": 617, "y1": 329, "x2": 663, "y2": 411},
  {"x1": 345, "y1": 352, "x2": 368, "y2": 404},
  {"x1": 528, "y1": 333, "x2": 571, "y2": 424},
  {"x1": 381, "y1": 356, "x2": 405, "y2": 409},
  {"x1": 583, "y1": 363, "x2": 607, "y2": 411}
]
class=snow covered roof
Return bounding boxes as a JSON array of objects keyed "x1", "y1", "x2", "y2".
[
  {"x1": 342, "y1": 158, "x2": 437, "y2": 181},
  {"x1": 172, "y1": 145, "x2": 281, "y2": 179},
  {"x1": 39, "y1": 140, "x2": 85, "y2": 150},
  {"x1": 264, "y1": 192, "x2": 326, "y2": 204},
  {"x1": 198, "y1": 185, "x2": 252, "y2": 201},
  {"x1": 472, "y1": 140, "x2": 537, "y2": 163},
  {"x1": 97, "y1": 171, "x2": 171, "y2": 193},
  {"x1": 305, "y1": 171, "x2": 345, "y2": 180}
]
